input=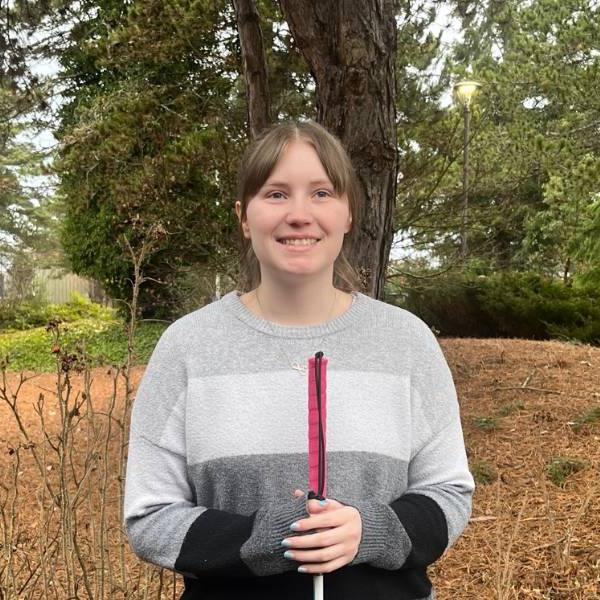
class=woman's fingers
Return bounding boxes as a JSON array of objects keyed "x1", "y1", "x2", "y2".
[
  {"x1": 283, "y1": 504, "x2": 362, "y2": 573},
  {"x1": 290, "y1": 503, "x2": 349, "y2": 534},
  {"x1": 306, "y1": 497, "x2": 341, "y2": 514},
  {"x1": 284, "y1": 542, "x2": 345, "y2": 565},
  {"x1": 285, "y1": 523, "x2": 348, "y2": 551}
]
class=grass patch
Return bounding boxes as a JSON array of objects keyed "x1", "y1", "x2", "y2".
[
  {"x1": 471, "y1": 460, "x2": 497, "y2": 485},
  {"x1": 570, "y1": 405, "x2": 600, "y2": 432},
  {"x1": 473, "y1": 416, "x2": 500, "y2": 431},
  {"x1": 546, "y1": 456, "x2": 585, "y2": 488},
  {"x1": 0, "y1": 319, "x2": 167, "y2": 372}
]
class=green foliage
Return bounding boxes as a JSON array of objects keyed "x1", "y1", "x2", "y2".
[
  {"x1": 471, "y1": 460, "x2": 498, "y2": 485},
  {"x1": 0, "y1": 315, "x2": 167, "y2": 372},
  {"x1": 0, "y1": 1, "x2": 66, "y2": 277},
  {"x1": 0, "y1": 291, "x2": 115, "y2": 331},
  {"x1": 0, "y1": 291, "x2": 166, "y2": 370},
  {"x1": 397, "y1": 0, "x2": 600, "y2": 284},
  {"x1": 0, "y1": 87, "x2": 61, "y2": 277},
  {"x1": 8, "y1": 0, "x2": 600, "y2": 326},
  {"x1": 546, "y1": 456, "x2": 585, "y2": 488},
  {"x1": 391, "y1": 270, "x2": 600, "y2": 344},
  {"x1": 55, "y1": 0, "x2": 245, "y2": 318}
]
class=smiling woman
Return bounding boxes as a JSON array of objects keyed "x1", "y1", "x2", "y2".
[
  {"x1": 235, "y1": 121, "x2": 363, "y2": 297},
  {"x1": 231, "y1": 121, "x2": 363, "y2": 326},
  {"x1": 123, "y1": 120, "x2": 474, "y2": 600},
  {"x1": 235, "y1": 138, "x2": 353, "y2": 313}
]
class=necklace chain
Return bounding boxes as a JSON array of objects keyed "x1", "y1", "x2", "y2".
[{"x1": 254, "y1": 288, "x2": 338, "y2": 375}]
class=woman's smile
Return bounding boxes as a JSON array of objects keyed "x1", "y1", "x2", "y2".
[{"x1": 277, "y1": 238, "x2": 322, "y2": 251}]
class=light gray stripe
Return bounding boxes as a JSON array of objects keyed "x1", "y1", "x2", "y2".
[
  {"x1": 187, "y1": 451, "x2": 409, "y2": 514},
  {"x1": 185, "y1": 371, "x2": 411, "y2": 463}
]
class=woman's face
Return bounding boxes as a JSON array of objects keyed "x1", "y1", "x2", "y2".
[{"x1": 235, "y1": 140, "x2": 352, "y2": 284}]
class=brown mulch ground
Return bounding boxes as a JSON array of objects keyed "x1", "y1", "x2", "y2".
[
  {"x1": 1, "y1": 338, "x2": 599, "y2": 599},
  {"x1": 433, "y1": 338, "x2": 600, "y2": 599}
]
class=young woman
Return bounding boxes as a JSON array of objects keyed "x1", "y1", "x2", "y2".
[{"x1": 123, "y1": 121, "x2": 474, "y2": 600}]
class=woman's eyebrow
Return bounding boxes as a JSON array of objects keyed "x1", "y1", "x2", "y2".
[
  {"x1": 262, "y1": 181, "x2": 290, "y2": 189},
  {"x1": 262, "y1": 179, "x2": 333, "y2": 188}
]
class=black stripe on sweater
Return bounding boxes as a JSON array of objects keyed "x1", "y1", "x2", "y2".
[
  {"x1": 174, "y1": 509, "x2": 255, "y2": 577},
  {"x1": 390, "y1": 493, "x2": 448, "y2": 569}
]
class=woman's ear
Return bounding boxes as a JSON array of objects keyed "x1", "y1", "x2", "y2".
[
  {"x1": 235, "y1": 200, "x2": 251, "y2": 239},
  {"x1": 345, "y1": 214, "x2": 353, "y2": 233}
]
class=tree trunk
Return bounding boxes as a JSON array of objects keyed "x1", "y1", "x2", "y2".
[
  {"x1": 279, "y1": 0, "x2": 397, "y2": 299},
  {"x1": 232, "y1": 0, "x2": 271, "y2": 138}
]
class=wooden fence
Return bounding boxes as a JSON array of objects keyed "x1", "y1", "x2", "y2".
[{"x1": 0, "y1": 268, "x2": 113, "y2": 306}]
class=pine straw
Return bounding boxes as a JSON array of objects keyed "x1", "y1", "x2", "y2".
[
  {"x1": 1, "y1": 338, "x2": 598, "y2": 599},
  {"x1": 431, "y1": 338, "x2": 600, "y2": 599}
]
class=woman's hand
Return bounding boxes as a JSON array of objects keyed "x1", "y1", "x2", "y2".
[{"x1": 283, "y1": 489, "x2": 363, "y2": 574}]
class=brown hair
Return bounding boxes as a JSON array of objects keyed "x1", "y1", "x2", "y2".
[{"x1": 235, "y1": 120, "x2": 364, "y2": 293}]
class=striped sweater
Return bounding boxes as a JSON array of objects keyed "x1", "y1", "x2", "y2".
[{"x1": 123, "y1": 289, "x2": 474, "y2": 600}]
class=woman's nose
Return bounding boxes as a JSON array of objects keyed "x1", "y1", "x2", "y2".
[{"x1": 285, "y1": 196, "x2": 314, "y2": 223}]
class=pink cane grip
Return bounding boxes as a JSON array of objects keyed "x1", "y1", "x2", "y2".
[{"x1": 307, "y1": 355, "x2": 327, "y2": 497}]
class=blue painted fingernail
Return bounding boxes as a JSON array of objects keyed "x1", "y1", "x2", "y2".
[
  {"x1": 284, "y1": 550, "x2": 294, "y2": 559},
  {"x1": 281, "y1": 539, "x2": 292, "y2": 547},
  {"x1": 290, "y1": 522, "x2": 300, "y2": 531},
  {"x1": 319, "y1": 499, "x2": 328, "y2": 505},
  {"x1": 298, "y1": 566, "x2": 307, "y2": 573}
]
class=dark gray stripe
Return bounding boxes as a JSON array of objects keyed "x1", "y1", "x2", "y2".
[{"x1": 188, "y1": 451, "x2": 409, "y2": 514}]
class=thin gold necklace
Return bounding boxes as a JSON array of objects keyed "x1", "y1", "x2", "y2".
[{"x1": 254, "y1": 288, "x2": 337, "y2": 375}]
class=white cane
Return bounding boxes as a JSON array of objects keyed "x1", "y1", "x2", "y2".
[{"x1": 313, "y1": 574, "x2": 323, "y2": 600}]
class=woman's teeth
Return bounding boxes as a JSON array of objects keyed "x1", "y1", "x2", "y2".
[{"x1": 280, "y1": 239, "x2": 319, "y2": 246}]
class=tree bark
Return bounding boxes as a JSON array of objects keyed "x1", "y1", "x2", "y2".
[
  {"x1": 279, "y1": 0, "x2": 397, "y2": 299},
  {"x1": 232, "y1": 0, "x2": 271, "y2": 139}
]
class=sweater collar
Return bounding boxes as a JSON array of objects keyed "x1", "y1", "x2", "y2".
[{"x1": 220, "y1": 289, "x2": 370, "y2": 339}]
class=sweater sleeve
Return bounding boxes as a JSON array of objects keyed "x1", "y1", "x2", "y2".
[
  {"x1": 123, "y1": 325, "x2": 309, "y2": 578},
  {"x1": 346, "y1": 322, "x2": 474, "y2": 570}
]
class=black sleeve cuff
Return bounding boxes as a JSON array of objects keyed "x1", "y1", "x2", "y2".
[
  {"x1": 174, "y1": 508, "x2": 256, "y2": 578},
  {"x1": 390, "y1": 493, "x2": 448, "y2": 569}
]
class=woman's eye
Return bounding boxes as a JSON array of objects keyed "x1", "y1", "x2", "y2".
[
  {"x1": 315, "y1": 190, "x2": 331, "y2": 199},
  {"x1": 268, "y1": 191, "x2": 286, "y2": 199}
]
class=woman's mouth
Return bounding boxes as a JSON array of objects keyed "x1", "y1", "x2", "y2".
[{"x1": 277, "y1": 238, "x2": 321, "y2": 246}]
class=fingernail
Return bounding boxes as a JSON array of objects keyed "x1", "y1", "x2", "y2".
[
  {"x1": 281, "y1": 539, "x2": 292, "y2": 547},
  {"x1": 298, "y1": 566, "x2": 307, "y2": 573},
  {"x1": 319, "y1": 499, "x2": 328, "y2": 506},
  {"x1": 290, "y1": 522, "x2": 300, "y2": 531},
  {"x1": 284, "y1": 550, "x2": 294, "y2": 559}
]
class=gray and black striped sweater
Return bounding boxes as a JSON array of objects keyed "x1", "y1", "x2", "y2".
[{"x1": 123, "y1": 289, "x2": 474, "y2": 600}]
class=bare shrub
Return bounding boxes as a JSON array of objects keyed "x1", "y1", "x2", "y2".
[{"x1": 0, "y1": 230, "x2": 181, "y2": 599}]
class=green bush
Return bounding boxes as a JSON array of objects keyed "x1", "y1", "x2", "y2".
[
  {"x1": 0, "y1": 291, "x2": 116, "y2": 331},
  {"x1": 387, "y1": 271, "x2": 600, "y2": 345},
  {"x1": 0, "y1": 318, "x2": 167, "y2": 372}
]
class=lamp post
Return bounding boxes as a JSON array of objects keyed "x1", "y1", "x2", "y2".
[{"x1": 453, "y1": 80, "x2": 481, "y2": 263}]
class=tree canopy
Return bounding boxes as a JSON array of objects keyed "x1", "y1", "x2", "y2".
[{"x1": 2, "y1": 0, "x2": 598, "y2": 316}]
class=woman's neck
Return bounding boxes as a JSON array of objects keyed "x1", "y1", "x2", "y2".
[{"x1": 240, "y1": 281, "x2": 352, "y2": 327}]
